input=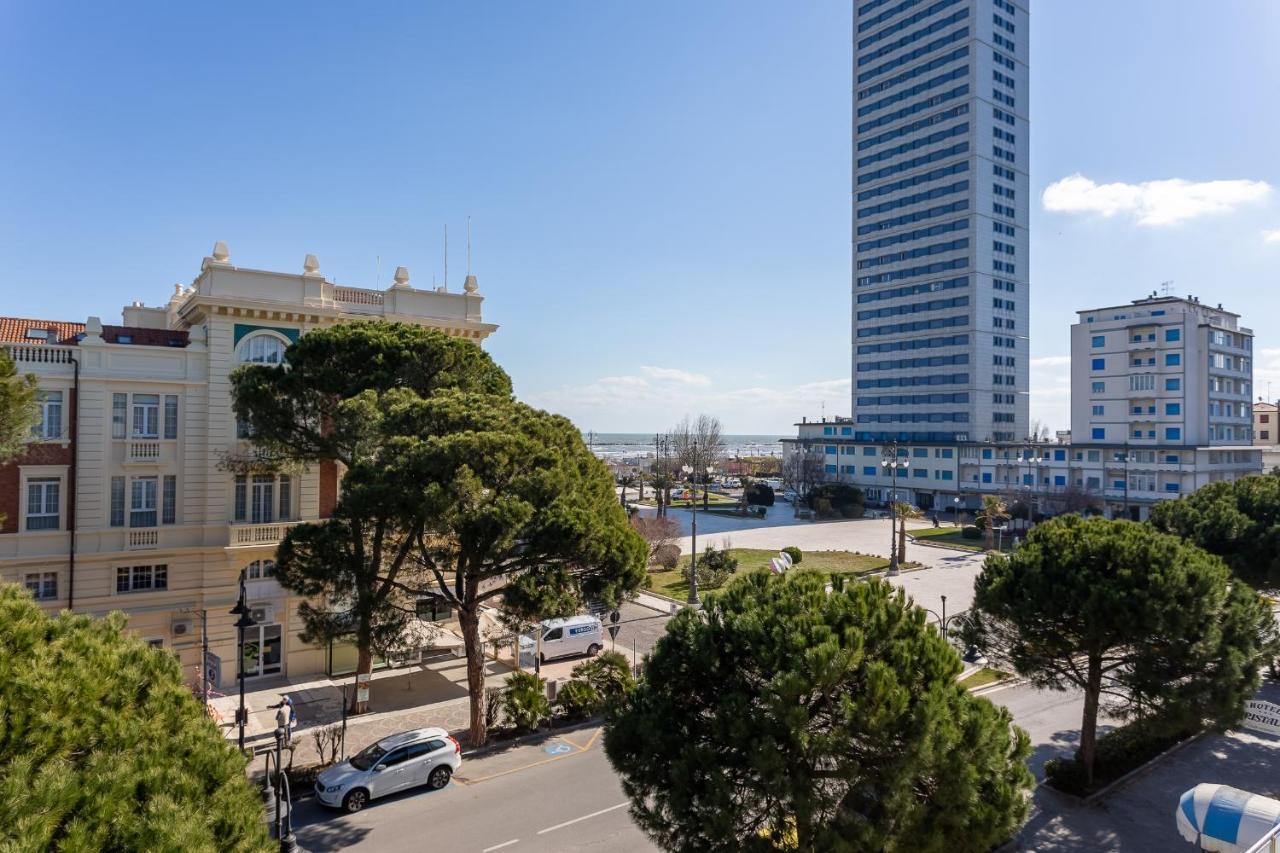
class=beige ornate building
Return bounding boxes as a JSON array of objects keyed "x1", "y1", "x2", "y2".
[{"x1": 0, "y1": 242, "x2": 496, "y2": 689}]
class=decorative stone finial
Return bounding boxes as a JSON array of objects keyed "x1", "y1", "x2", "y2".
[
  {"x1": 303, "y1": 254, "x2": 320, "y2": 274},
  {"x1": 463, "y1": 274, "x2": 479, "y2": 294},
  {"x1": 212, "y1": 241, "x2": 229, "y2": 262},
  {"x1": 392, "y1": 266, "x2": 411, "y2": 289}
]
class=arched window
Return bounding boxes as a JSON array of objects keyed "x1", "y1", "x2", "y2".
[
  {"x1": 245, "y1": 559, "x2": 276, "y2": 580},
  {"x1": 239, "y1": 334, "x2": 287, "y2": 365}
]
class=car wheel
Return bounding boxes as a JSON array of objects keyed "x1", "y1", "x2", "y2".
[
  {"x1": 342, "y1": 788, "x2": 370, "y2": 813},
  {"x1": 539, "y1": 653, "x2": 547, "y2": 664},
  {"x1": 427, "y1": 765, "x2": 452, "y2": 790},
  {"x1": 587, "y1": 643, "x2": 601, "y2": 656}
]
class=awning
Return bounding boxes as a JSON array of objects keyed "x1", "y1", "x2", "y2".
[{"x1": 1177, "y1": 784, "x2": 1280, "y2": 852}]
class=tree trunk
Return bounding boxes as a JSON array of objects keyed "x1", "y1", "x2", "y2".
[
  {"x1": 351, "y1": 639, "x2": 372, "y2": 715},
  {"x1": 638, "y1": 476, "x2": 644, "y2": 501},
  {"x1": 984, "y1": 518, "x2": 993, "y2": 550},
  {"x1": 1079, "y1": 653, "x2": 1103, "y2": 787},
  {"x1": 459, "y1": 602, "x2": 487, "y2": 747},
  {"x1": 703, "y1": 483, "x2": 709, "y2": 510}
]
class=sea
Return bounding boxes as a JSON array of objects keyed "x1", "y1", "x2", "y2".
[{"x1": 583, "y1": 432, "x2": 785, "y2": 463}]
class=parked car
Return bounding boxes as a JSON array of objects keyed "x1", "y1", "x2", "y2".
[
  {"x1": 315, "y1": 727, "x2": 461, "y2": 813},
  {"x1": 519, "y1": 615, "x2": 604, "y2": 665}
]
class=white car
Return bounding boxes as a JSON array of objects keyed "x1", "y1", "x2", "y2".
[{"x1": 315, "y1": 727, "x2": 461, "y2": 813}]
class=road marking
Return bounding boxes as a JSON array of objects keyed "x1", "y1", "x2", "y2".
[
  {"x1": 482, "y1": 840, "x2": 519, "y2": 852},
  {"x1": 536, "y1": 802, "x2": 628, "y2": 835}
]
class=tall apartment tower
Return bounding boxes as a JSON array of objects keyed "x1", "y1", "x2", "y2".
[
  {"x1": 852, "y1": 0, "x2": 1030, "y2": 444},
  {"x1": 1071, "y1": 295, "x2": 1255, "y2": 448}
]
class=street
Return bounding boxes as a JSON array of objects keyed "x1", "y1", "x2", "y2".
[{"x1": 292, "y1": 725, "x2": 656, "y2": 852}]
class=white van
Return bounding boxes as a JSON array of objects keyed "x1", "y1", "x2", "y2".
[{"x1": 520, "y1": 615, "x2": 604, "y2": 664}]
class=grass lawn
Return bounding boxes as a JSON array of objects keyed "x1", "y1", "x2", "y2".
[
  {"x1": 645, "y1": 548, "x2": 894, "y2": 600},
  {"x1": 910, "y1": 526, "x2": 1014, "y2": 552},
  {"x1": 958, "y1": 667, "x2": 1010, "y2": 690},
  {"x1": 633, "y1": 493, "x2": 739, "y2": 508}
]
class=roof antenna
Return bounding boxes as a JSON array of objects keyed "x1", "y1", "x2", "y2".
[
  {"x1": 1160, "y1": 280, "x2": 1174, "y2": 297},
  {"x1": 467, "y1": 215, "x2": 472, "y2": 275},
  {"x1": 443, "y1": 225, "x2": 449, "y2": 292}
]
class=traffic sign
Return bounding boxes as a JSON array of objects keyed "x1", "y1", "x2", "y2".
[
  {"x1": 203, "y1": 651, "x2": 221, "y2": 689},
  {"x1": 610, "y1": 610, "x2": 621, "y2": 624},
  {"x1": 607, "y1": 624, "x2": 621, "y2": 641}
]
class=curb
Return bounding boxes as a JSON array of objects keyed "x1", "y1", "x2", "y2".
[
  {"x1": 459, "y1": 717, "x2": 603, "y2": 759},
  {"x1": 909, "y1": 537, "x2": 986, "y2": 554},
  {"x1": 971, "y1": 676, "x2": 1028, "y2": 696},
  {"x1": 1079, "y1": 729, "x2": 1207, "y2": 804}
]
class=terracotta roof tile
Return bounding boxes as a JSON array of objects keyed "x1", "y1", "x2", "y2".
[{"x1": 0, "y1": 317, "x2": 84, "y2": 345}]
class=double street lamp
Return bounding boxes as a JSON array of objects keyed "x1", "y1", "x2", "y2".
[
  {"x1": 881, "y1": 443, "x2": 909, "y2": 576},
  {"x1": 229, "y1": 569, "x2": 257, "y2": 753}
]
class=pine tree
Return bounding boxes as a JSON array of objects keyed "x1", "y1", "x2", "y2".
[
  {"x1": 0, "y1": 584, "x2": 269, "y2": 851},
  {"x1": 605, "y1": 571, "x2": 1032, "y2": 852}
]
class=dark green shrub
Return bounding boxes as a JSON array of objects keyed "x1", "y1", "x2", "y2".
[
  {"x1": 1044, "y1": 715, "x2": 1199, "y2": 796},
  {"x1": 807, "y1": 483, "x2": 865, "y2": 519},
  {"x1": 695, "y1": 545, "x2": 737, "y2": 589},
  {"x1": 555, "y1": 679, "x2": 602, "y2": 719},
  {"x1": 961, "y1": 525, "x2": 983, "y2": 540},
  {"x1": 782, "y1": 546, "x2": 803, "y2": 565},
  {"x1": 745, "y1": 482, "x2": 775, "y2": 507},
  {"x1": 502, "y1": 671, "x2": 551, "y2": 732}
]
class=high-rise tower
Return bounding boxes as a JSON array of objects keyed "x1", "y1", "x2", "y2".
[{"x1": 852, "y1": 0, "x2": 1030, "y2": 443}]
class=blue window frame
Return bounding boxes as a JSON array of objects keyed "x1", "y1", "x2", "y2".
[
  {"x1": 843, "y1": 465, "x2": 855, "y2": 474},
  {"x1": 1022, "y1": 474, "x2": 1032, "y2": 485},
  {"x1": 1165, "y1": 353, "x2": 1181, "y2": 366},
  {"x1": 1113, "y1": 480, "x2": 1125, "y2": 489},
  {"x1": 825, "y1": 446, "x2": 837, "y2": 455},
  {"x1": 940, "y1": 470, "x2": 953, "y2": 481},
  {"x1": 1165, "y1": 403, "x2": 1181, "y2": 415},
  {"x1": 1091, "y1": 335, "x2": 1105, "y2": 348},
  {"x1": 1164, "y1": 483, "x2": 1181, "y2": 492},
  {"x1": 825, "y1": 464, "x2": 837, "y2": 474},
  {"x1": 1165, "y1": 328, "x2": 1181, "y2": 342},
  {"x1": 982, "y1": 472, "x2": 992, "y2": 483},
  {"x1": 913, "y1": 447, "x2": 928, "y2": 458},
  {"x1": 913, "y1": 468, "x2": 928, "y2": 478},
  {"x1": 1165, "y1": 427, "x2": 1181, "y2": 441},
  {"x1": 1092, "y1": 381, "x2": 1105, "y2": 393},
  {"x1": 863, "y1": 466, "x2": 876, "y2": 476},
  {"x1": 1092, "y1": 405, "x2": 1104, "y2": 416},
  {"x1": 1166, "y1": 378, "x2": 1180, "y2": 391},
  {"x1": 823, "y1": 426, "x2": 834, "y2": 435},
  {"x1": 863, "y1": 447, "x2": 876, "y2": 456},
  {"x1": 841, "y1": 427, "x2": 853, "y2": 436},
  {"x1": 982, "y1": 448, "x2": 992, "y2": 459},
  {"x1": 1091, "y1": 358, "x2": 1105, "y2": 370},
  {"x1": 1054, "y1": 475, "x2": 1066, "y2": 487},
  {"x1": 1054, "y1": 449, "x2": 1066, "y2": 461},
  {"x1": 1091, "y1": 428, "x2": 1105, "y2": 440}
]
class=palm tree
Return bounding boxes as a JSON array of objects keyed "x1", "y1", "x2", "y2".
[
  {"x1": 976, "y1": 496, "x2": 1009, "y2": 551},
  {"x1": 891, "y1": 501, "x2": 923, "y2": 564},
  {"x1": 617, "y1": 472, "x2": 637, "y2": 507}
]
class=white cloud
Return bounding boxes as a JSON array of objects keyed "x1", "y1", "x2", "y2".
[
  {"x1": 638, "y1": 365, "x2": 712, "y2": 386},
  {"x1": 1263, "y1": 228, "x2": 1280, "y2": 244},
  {"x1": 1042, "y1": 173, "x2": 1272, "y2": 226},
  {"x1": 1029, "y1": 355, "x2": 1072, "y2": 435},
  {"x1": 1256, "y1": 348, "x2": 1280, "y2": 403}
]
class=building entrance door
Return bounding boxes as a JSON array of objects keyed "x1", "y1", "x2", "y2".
[{"x1": 241, "y1": 623, "x2": 283, "y2": 678}]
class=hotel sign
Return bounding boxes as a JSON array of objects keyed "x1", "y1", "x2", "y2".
[{"x1": 1243, "y1": 700, "x2": 1280, "y2": 736}]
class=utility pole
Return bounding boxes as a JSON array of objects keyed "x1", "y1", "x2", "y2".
[
  {"x1": 880, "y1": 441, "x2": 909, "y2": 576},
  {"x1": 200, "y1": 609, "x2": 209, "y2": 706}
]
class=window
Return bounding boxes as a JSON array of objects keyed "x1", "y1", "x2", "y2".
[
  {"x1": 912, "y1": 448, "x2": 928, "y2": 458},
  {"x1": 116, "y1": 564, "x2": 168, "y2": 593},
  {"x1": 1165, "y1": 403, "x2": 1181, "y2": 416},
  {"x1": 1165, "y1": 353, "x2": 1181, "y2": 366},
  {"x1": 110, "y1": 476, "x2": 125, "y2": 527},
  {"x1": 163, "y1": 395, "x2": 179, "y2": 440},
  {"x1": 863, "y1": 447, "x2": 876, "y2": 456},
  {"x1": 982, "y1": 472, "x2": 992, "y2": 483},
  {"x1": 1091, "y1": 358, "x2": 1105, "y2": 371},
  {"x1": 912, "y1": 468, "x2": 928, "y2": 478},
  {"x1": 823, "y1": 426, "x2": 834, "y2": 435},
  {"x1": 131, "y1": 394, "x2": 160, "y2": 438},
  {"x1": 34, "y1": 391, "x2": 62, "y2": 439},
  {"x1": 245, "y1": 559, "x2": 276, "y2": 580},
  {"x1": 863, "y1": 466, "x2": 876, "y2": 476},
  {"x1": 1091, "y1": 335, "x2": 1105, "y2": 348},
  {"x1": 1092, "y1": 405, "x2": 1104, "y2": 416},
  {"x1": 162, "y1": 475, "x2": 177, "y2": 525},
  {"x1": 130, "y1": 477, "x2": 158, "y2": 528},
  {"x1": 1165, "y1": 427, "x2": 1182, "y2": 441},
  {"x1": 112, "y1": 393, "x2": 127, "y2": 439},
  {"x1": 1166, "y1": 378, "x2": 1181, "y2": 391},
  {"x1": 24, "y1": 571, "x2": 57, "y2": 601},
  {"x1": 240, "y1": 335, "x2": 287, "y2": 365},
  {"x1": 1092, "y1": 381, "x2": 1105, "y2": 393},
  {"x1": 1092, "y1": 428, "x2": 1105, "y2": 440},
  {"x1": 543, "y1": 627, "x2": 563, "y2": 642},
  {"x1": 1165, "y1": 328, "x2": 1181, "y2": 342},
  {"x1": 25, "y1": 478, "x2": 60, "y2": 531},
  {"x1": 233, "y1": 474, "x2": 292, "y2": 524}
]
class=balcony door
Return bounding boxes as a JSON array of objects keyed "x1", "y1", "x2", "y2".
[{"x1": 240, "y1": 623, "x2": 283, "y2": 678}]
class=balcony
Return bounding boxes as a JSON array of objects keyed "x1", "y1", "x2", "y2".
[
  {"x1": 127, "y1": 529, "x2": 159, "y2": 550},
  {"x1": 229, "y1": 521, "x2": 303, "y2": 547},
  {"x1": 127, "y1": 441, "x2": 163, "y2": 463}
]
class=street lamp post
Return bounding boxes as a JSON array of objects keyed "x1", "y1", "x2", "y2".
[
  {"x1": 881, "y1": 442, "x2": 909, "y2": 576},
  {"x1": 941, "y1": 594, "x2": 947, "y2": 641},
  {"x1": 230, "y1": 570, "x2": 257, "y2": 754},
  {"x1": 953, "y1": 495, "x2": 961, "y2": 527},
  {"x1": 680, "y1": 461, "x2": 708, "y2": 606}
]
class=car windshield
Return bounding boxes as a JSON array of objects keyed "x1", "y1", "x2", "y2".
[{"x1": 349, "y1": 742, "x2": 389, "y2": 771}]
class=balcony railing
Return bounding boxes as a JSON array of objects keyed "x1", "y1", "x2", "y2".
[
  {"x1": 127, "y1": 529, "x2": 159, "y2": 549},
  {"x1": 127, "y1": 441, "x2": 162, "y2": 462},
  {"x1": 230, "y1": 521, "x2": 302, "y2": 546},
  {"x1": 4, "y1": 343, "x2": 75, "y2": 365}
]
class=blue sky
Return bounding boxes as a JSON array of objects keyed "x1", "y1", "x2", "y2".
[{"x1": 2, "y1": 1, "x2": 1279, "y2": 435}]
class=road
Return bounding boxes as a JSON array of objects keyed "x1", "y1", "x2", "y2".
[{"x1": 292, "y1": 726, "x2": 655, "y2": 852}]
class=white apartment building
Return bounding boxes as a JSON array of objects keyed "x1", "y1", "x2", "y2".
[
  {"x1": 1254, "y1": 401, "x2": 1280, "y2": 471},
  {"x1": 0, "y1": 243, "x2": 496, "y2": 689},
  {"x1": 787, "y1": 294, "x2": 1261, "y2": 521}
]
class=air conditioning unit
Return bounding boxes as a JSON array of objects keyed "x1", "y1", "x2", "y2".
[
  {"x1": 171, "y1": 618, "x2": 193, "y2": 637},
  {"x1": 249, "y1": 605, "x2": 274, "y2": 625}
]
